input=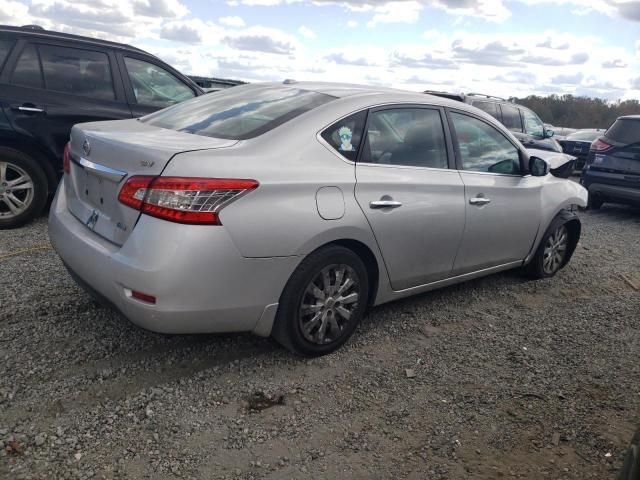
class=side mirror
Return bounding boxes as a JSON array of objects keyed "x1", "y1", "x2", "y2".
[
  {"x1": 544, "y1": 129, "x2": 555, "y2": 138},
  {"x1": 529, "y1": 156, "x2": 549, "y2": 177}
]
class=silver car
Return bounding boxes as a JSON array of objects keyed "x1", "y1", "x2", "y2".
[{"x1": 49, "y1": 82, "x2": 588, "y2": 356}]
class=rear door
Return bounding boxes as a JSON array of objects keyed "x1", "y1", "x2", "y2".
[
  {"x1": 447, "y1": 109, "x2": 542, "y2": 274},
  {"x1": 351, "y1": 105, "x2": 466, "y2": 290},
  {"x1": 117, "y1": 53, "x2": 198, "y2": 117},
  {"x1": 1, "y1": 39, "x2": 132, "y2": 172}
]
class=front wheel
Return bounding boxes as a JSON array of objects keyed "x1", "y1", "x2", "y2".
[
  {"x1": 526, "y1": 222, "x2": 572, "y2": 279},
  {"x1": 587, "y1": 194, "x2": 603, "y2": 210},
  {"x1": 272, "y1": 245, "x2": 369, "y2": 357}
]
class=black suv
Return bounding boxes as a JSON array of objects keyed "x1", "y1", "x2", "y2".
[
  {"x1": 581, "y1": 115, "x2": 640, "y2": 209},
  {"x1": 425, "y1": 91, "x2": 561, "y2": 153},
  {"x1": 0, "y1": 25, "x2": 203, "y2": 228}
]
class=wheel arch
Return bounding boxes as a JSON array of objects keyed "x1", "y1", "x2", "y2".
[{"x1": 525, "y1": 208, "x2": 581, "y2": 268}]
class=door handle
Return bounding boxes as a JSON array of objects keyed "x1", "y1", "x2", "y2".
[
  {"x1": 12, "y1": 104, "x2": 44, "y2": 113},
  {"x1": 369, "y1": 200, "x2": 403, "y2": 209},
  {"x1": 469, "y1": 197, "x2": 491, "y2": 206}
]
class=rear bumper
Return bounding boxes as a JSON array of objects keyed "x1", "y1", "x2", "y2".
[
  {"x1": 582, "y1": 170, "x2": 640, "y2": 205},
  {"x1": 48, "y1": 179, "x2": 300, "y2": 335}
]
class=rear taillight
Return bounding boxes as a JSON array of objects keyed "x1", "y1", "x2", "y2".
[
  {"x1": 591, "y1": 138, "x2": 612, "y2": 152},
  {"x1": 63, "y1": 142, "x2": 71, "y2": 174},
  {"x1": 118, "y1": 176, "x2": 258, "y2": 225}
]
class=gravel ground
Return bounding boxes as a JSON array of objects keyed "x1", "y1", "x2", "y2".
[{"x1": 1, "y1": 205, "x2": 639, "y2": 480}]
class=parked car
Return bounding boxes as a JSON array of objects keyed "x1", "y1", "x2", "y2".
[
  {"x1": 558, "y1": 129, "x2": 604, "y2": 170},
  {"x1": 49, "y1": 82, "x2": 587, "y2": 356},
  {"x1": 581, "y1": 116, "x2": 640, "y2": 209},
  {"x1": 424, "y1": 91, "x2": 562, "y2": 153},
  {"x1": 0, "y1": 25, "x2": 203, "y2": 228}
]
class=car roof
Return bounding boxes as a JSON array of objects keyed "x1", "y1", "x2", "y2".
[
  {"x1": 0, "y1": 25, "x2": 147, "y2": 55},
  {"x1": 617, "y1": 115, "x2": 640, "y2": 121},
  {"x1": 258, "y1": 81, "x2": 467, "y2": 109}
]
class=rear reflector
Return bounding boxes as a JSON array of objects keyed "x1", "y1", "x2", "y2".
[
  {"x1": 591, "y1": 138, "x2": 612, "y2": 152},
  {"x1": 118, "y1": 176, "x2": 259, "y2": 225},
  {"x1": 131, "y1": 290, "x2": 156, "y2": 304},
  {"x1": 63, "y1": 142, "x2": 71, "y2": 174}
]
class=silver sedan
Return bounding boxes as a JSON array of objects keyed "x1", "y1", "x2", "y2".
[{"x1": 49, "y1": 82, "x2": 588, "y2": 356}]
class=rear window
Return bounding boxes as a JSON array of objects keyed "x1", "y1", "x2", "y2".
[
  {"x1": 605, "y1": 119, "x2": 640, "y2": 145},
  {"x1": 142, "y1": 86, "x2": 336, "y2": 140},
  {"x1": 0, "y1": 39, "x2": 14, "y2": 70},
  {"x1": 472, "y1": 101, "x2": 500, "y2": 120},
  {"x1": 500, "y1": 104, "x2": 523, "y2": 133}
]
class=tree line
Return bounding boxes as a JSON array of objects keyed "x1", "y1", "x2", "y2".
[{"x1": 512, "y1": 94, "x2": 640, "y2": 129}]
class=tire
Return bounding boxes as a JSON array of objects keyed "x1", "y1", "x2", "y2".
[
  {"x1": 0, "y1": 147, "x2": 48, "y2": 229},
  {"x1": 525, "y1": 215, "x2": 576, "y2": 280},
  {"x1": 587, "y1": 194, "x2": 603, "y2": 210},
  {"x1": 271, "y1": 245, "x2": 369, "y2": 357}
]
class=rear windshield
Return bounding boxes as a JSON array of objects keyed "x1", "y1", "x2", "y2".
[
  {"x1": 566, "y1": 130, "x2": 601, "y2": 141},
  {"x1": 605, "y1": 118, "x2": 640, "y2": 145},
  {"x1": 141, "y1": 85, "x2": 336, "y2": 140}
]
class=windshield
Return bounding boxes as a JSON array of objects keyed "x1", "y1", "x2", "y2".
[
  {"x1": 141, "y1": 85, "x2": 336, "y2": 140},
  {"x1": 566, "y1": 130, "x2": 601, "y2": 142}
]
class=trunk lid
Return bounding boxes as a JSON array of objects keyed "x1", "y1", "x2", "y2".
[{"x1": 65, "y1": 119, "x2": 237, "y2": 245}]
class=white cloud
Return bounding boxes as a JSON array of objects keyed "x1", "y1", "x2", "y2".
[
  {"x1": 346, "y1": 20, "x2": 358, "y2": 27},
  {"x1": 219, "y1": 16, "x2": 246, "y2": 27},
  {"x1": 366, "y1": 1, "x2": 422, "y2": 27},
  {"x1": 298, "y1": 25, "x2": 316, "y2": 38},
  {"x1": 222, "y1": 26, "x2": 301, "y2": 54}
]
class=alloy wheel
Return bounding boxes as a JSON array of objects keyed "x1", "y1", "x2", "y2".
[
  {"x1": 542, "y1": 224, "x2": 568, "y2": 275},
  {"x1": 0, "y1": 161, "x2": 35, "y2": 219},
  {"x1": 299, "y1": 264, "x2": 360, "y2": 345}
]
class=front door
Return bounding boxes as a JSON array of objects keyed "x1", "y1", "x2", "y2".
[
  {"x1": 353, "y1": 106, "x2": 466, "y2": 290},
  {"x1": 447, "y1": 109, "x2": 542, "y2": 274}
]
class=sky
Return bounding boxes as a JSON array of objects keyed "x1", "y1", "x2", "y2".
[{"x1": 2, "y1": 0, "x2": 640, "y2": 100}]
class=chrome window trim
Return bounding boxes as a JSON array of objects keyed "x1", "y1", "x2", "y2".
[{"x1": 71, "y1": 153, "x2": 127, "y2": 182}]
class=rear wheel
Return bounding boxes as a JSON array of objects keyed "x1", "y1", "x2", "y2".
[
  {"x1": 272, "y1": 245, "x2": 369, "y2": 356},
  {"x1": 0, "y1": 148, "x2": 48, "y2": 229}
]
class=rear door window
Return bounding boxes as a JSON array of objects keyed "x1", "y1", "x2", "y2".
[
  {"x1": 321, "y1": 111, "x2": 367, "y2": 161},
  {"x1": 0, "y1": 39, "x2": 15, "y2": 71},
  {"x1": 472, "y1": 101, "x2": 500, "y2": 120},
  {"x1": 500, "y1": 104, "x2": 523, "y2": 133},
  {"x1": 124, "y1": 57, "x2": 195, "y2": 108},
  {"x1": 142, "y1": 85, "x2": 335, "y2": 140},
  {"x1": 361, "y1": 108, "x2": 449, "y2": 169},
  {"x1": 11, "y1": 44, "x2": 43, "y2": 89},
  {"x1": 605, "y1": 119, "x2": 640, "y2": 145},
  {"x1": 38, "y1": 45, "x2": 115, "y2": 100}
]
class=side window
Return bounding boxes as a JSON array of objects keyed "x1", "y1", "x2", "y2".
[
  {"x1": 0, "y1": 39, "x2": 15, "y2": 71},
  {"x1": 124, "y1": 57, "x2": 195, "y2": 108},
  {"x1": 38, "y1": 45, "x2": 115, "y2": 100},
  {"x1": 361, "y1": 108, "x2": 448, "y2": 169},
  {"x1": 500, "y1": 104, "x2": 523, "y2": 133},
  {"x1": 472, "y1": 101, "x2": 499, "y2": 120},
  {"x1": 521, "y1": 108, "x2": 544, "y2": 137},
  {"x1": 450, "y1": 112, "x2": 521, "y2": 175},
  {"x1": 11, "y1": 44, "x2": 43, "y2": 89},
  {"x1": 320, "y1": 111, "x2": 367, "y2": 161}
]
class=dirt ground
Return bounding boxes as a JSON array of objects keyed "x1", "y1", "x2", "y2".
[{"x1": 1, "y1": 204, "x2": 639, "y2": 479}]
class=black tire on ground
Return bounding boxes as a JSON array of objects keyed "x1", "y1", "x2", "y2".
[
  {"x1": 525, "y1": 213, "x2": 579, "y2": 280},
  {"x1": 0, "y1": 147, "x2": 49, "y2": 229},
  {"x1": 587, "y1": 194, "x2": 603, "y2": 210},
  {"x1": 618, "y1": 429, "x2": 640, "y2": 480},
  {"x1": 271, "y1": 245, "x2": 369, "y2": 357}
]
